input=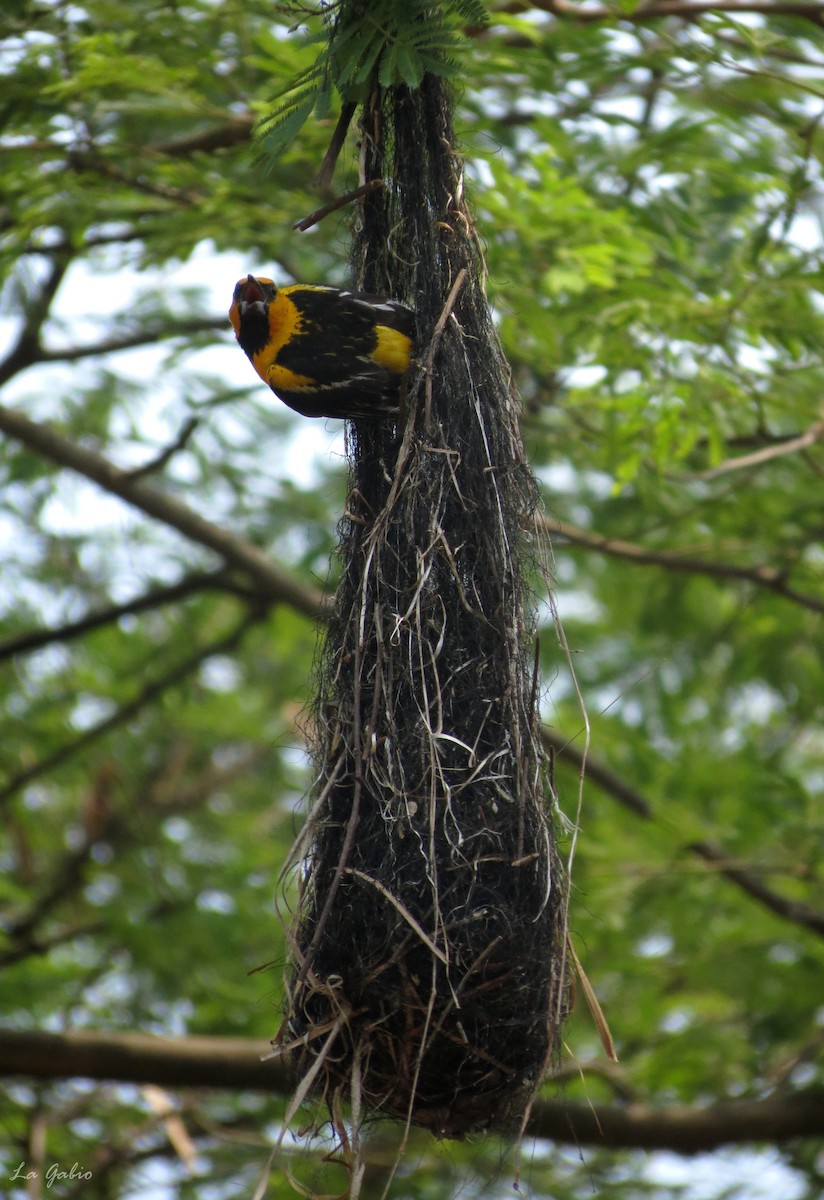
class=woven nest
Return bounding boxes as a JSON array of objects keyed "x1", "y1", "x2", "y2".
[{"x1": 279, "y1": 78, "x2": 568, "y2": 1141}]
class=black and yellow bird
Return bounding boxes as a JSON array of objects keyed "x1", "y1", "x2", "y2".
[{"x1": 229, "y1": 275, "x2": 416, "y2": 420}]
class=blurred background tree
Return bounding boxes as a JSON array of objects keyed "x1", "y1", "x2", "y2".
[{"x1": 0, "y1": 1, "x2": 822, "y2": 1197}]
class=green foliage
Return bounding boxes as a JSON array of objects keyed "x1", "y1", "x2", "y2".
[
  {"x1": 258, "y1": 0, "x2": 488, "y2": 159},
  {"x1": 1, "y1": 1, "x2": 823, "y2": 1198}
]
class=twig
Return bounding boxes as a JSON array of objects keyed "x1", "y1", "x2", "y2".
[
  {"x1": 0, "y1": 256, "x2": 71, "y2": 385},
  {"x1": 423, "y1": 268, "x2": 468, "y2": 427},
  {"x1": 543, "y1": 726, "x2": 652, "y2": 818},
  {"x1": 0, "y1": 401, "x2": 325, "y2": 618},
  {"x1": 65, "y1": 149, "x2": 199, "y2": 205},
  {"x1": 546, "y1": 516, "x2": 824, "y2": 615},
  {"x1": 36, "y1": 318, "x2": 225, "y2": 364},
  {"x1": 697, "y1": 418, "x2": 824, "y2": 480},
  {"x1": 0, "y1": 571, "x2": 244, "y2": 663},
  {"x1": 294, "y1": 179, "x2": 384, "y2": 232},
  {"x1": 0, "y1": 921, "x2": 105, "y2": 969},
  {"x1": 344, "y1": 869, "x2": 449, "y2": 965},
  {"x1": 527, "y1": 0, "x2": 824, "y2": 27},
  {"x1": 4, "y1": 746, "x2": 252, "y2": 951},
  {"x1": 314, "y1": 101, "x2": 358, "y2": 188},
  {"x1": 154, "y1": 117, "x2": 254, "y2": 158},
  {"x1": 688, "y1": 839, "x2": 824, "y2": 937},
  {"x1": 127, "y1": 417, "x2": 201, "y2": 480},
  {"x1": 0, "y1": 613, "x2": 262, "y2": 812},
  {"x1": 543, "y1": 726, "x2": 824, "y2": 938},
  {"x1": 7, "y1": 805, "x2": 120, "y2": 942}
]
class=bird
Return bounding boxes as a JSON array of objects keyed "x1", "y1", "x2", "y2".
[{"x1": 229, "y1": 275, "x2": 416, "y2": 419}]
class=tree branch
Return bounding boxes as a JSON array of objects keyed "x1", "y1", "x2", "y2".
[
  {"x1": 697, "y1": 418, "x2": 824, "y2": 480},
  {"x1": 126, "y1": 416, "x2": 202, "y2": 480},
  {"x1": 546, "y1": 517, "x2": 824, "y2": 615},
  {"x1": 0, "y1": 257, "x2": 71, "y2": 386},
  {"x1": 525, "y1": 0, "x2": 824, "y2": 27},
  {"x1": 2, "y1": 746, "x2": 268, "y2": 963},
  {"x1": 65, "y1": 149, "x2": 200, "y2": 206},
  {"x1": 153, "y1": 117, "x2": 254, "y2": 157},
  {"x1": 0, "y1": 1029, "x2": 290, "y2": 1094},
  {"x1": 0, "y1": 402, "x2": 325, "y2": 619},
  {"x1": 688, "y1": 839, "x2": 824, "y2": 937},
  {"x1": 544, "y1": 726, "x2": 653, "y2": 819},
  {"x1": 0, "y1": 922, "x2": 105, "y2": 969},
  {"x1": 0, "y1": 570, "x2": 250, "y2": 663},
  {"x1": 0, "y1": 1029, "x2": 821, "y2": 1152},
  {"x1": 6, "y1": 812, "x2": 119, "y2": 943},
  {"x1": 543, "y1": 727, "x2": 824, "y2": 937},
  {"x1": 37, "y1": 318, "x2": 227, "y2": 364},
  {"x1": 529, "y1": 1083, "x2": 824, "y2": 1150},
  {"x1": 0, "y1": 613, "x2": 262, "y2": 812}
]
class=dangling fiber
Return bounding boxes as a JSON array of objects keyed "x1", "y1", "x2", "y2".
[{"x1": 282, "y1": 77, "x2": 568, "y2": 1138}]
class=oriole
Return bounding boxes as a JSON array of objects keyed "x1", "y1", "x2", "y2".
[{"x1": 229, "y1": 275, "x2": 416, "y2": 419}]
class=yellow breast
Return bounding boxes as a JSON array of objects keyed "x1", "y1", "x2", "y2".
[{"x1": 251, "y1": 292, "x2": 304, "y2": 380}]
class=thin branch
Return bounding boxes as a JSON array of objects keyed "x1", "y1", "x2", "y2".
[
  {"x1": 0, "y1": 1028, "x2": 821, "y2": 1152},
  {"x1": 4, "y1": 763, "x2": 200, "y2": 950},
  {"x1": 543, "y1": 727, "x2": 824, "y2": 938},
  {"x1": 0, "y1": 613, "x2": 262, "y2": 812},
  {"x1": 549, "y1": 1057, "x2": 639, "y2": 1101},
  {"x1": 36, "y1": 318, "x2": 226, "y2": 365},
  {"x1": 7, "y1": 809, "x2": 121, "y2": 942},
  {"x1": 0, "y1": 570, "x2": 250, "y2": 662},
  {"x1": 525, "y1": 0, "x2": 824, "y2": 27},
  {"x1": 0, "y1": 257, "x2": 71, "y2": 386},
  {"x1": 153, "y1": 117, "x2": 254, "y2": 158},
  {"x1": 16, "y1": 225, "x2": 175, "y2": 259},
  {"x1": 65, "y1": 149, "x2": 200, "y2": 206},
  {"x1": 126, "y1": 417, "x2": 201, "y2": 480},
  {"x1": 0, "y1": 247, "x2": 225, "y2": 382},
  {"x1": 697, "y1": 418, "x2": 824, "y2": 480},
  {"x1": 543, "y1": 727, "x2": 653, "y2": 820},
  {"x1": 0, "y1": 922, "x2": 105, "y2": 969},
  {"x1": 621, "y1": 56, "x2": 666, "y2": 199},
  {"x1": 294, "y1": 179, "x2": 384, "y2": 233},
  {"x1": 688, "y1": 839, "x2": 824, "y2": 937},
  {"x1": 0, "y1": 402, "x2": 325, "y2": 619},
  {"x1": 546, "y1": 517, "x2": 824, "y2": 615},
  {"x1": 2, "y1": 728, "x2": 267, "y2": 957},
  {"x1": 314, "y1": 101, "x2": 358, "y2": 188}
]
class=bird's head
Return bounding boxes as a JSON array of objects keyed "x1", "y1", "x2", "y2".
[{"x1": 229, "y1": 275, "x2": 277, "y2": 337}]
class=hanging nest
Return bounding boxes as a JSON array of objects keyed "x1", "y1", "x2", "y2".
[{"x1": 279, "y1": 77, "x2": 568, "y2": 1140}]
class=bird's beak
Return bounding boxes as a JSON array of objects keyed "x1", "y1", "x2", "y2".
[{"x1": 243, "y1": 275, "x2": 265, "y2": 305}]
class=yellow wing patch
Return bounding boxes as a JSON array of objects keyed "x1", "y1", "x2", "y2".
[{"x1": 371, "y1": 325, "x2": 413, "y2": 374}]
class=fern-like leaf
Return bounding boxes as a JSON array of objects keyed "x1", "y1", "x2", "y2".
[{"x1": 258, "y1": 0, "x2": 487, "y2": 164}]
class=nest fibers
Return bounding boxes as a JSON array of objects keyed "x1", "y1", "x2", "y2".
[{"x1": 278, "y1": 79, "x2": 569, "y2": 1142}]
